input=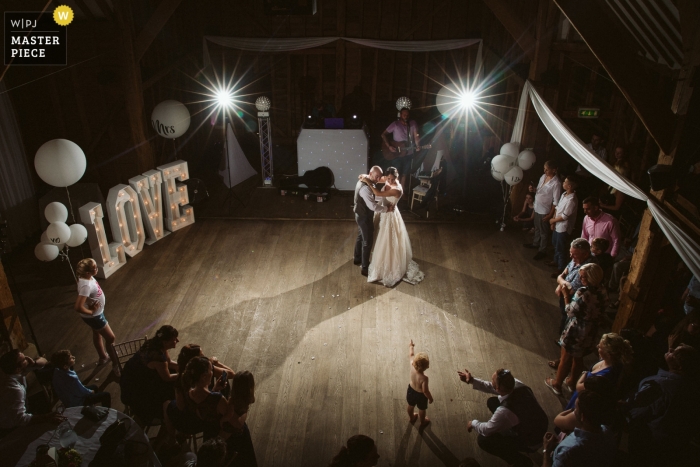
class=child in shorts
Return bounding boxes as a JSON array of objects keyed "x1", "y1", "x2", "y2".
[{"x1": 407, "y1": 339, "x2": 433, "y2": 427}]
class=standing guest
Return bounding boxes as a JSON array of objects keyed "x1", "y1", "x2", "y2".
[
  {"x1": 546, "y1": 264, "x2": 607, "y2": 395},
  {"x1": 542, "y1": 390, "x2": 617, "y2": 467},
  {"x1": 623, "y1": 345, "x2": 700, "y2": 466},
  {"x1": 459, "y1": 368, "x2": 548, "y2": 467},
  {"x1": 74, "y1": 258, "x2": 120, "y2": 376},
  {"x1": 600, "y1": 146, "x2": 630, "y2": 215},
  {"x1": 406, "y1": 340, "x2": 433, "y2": 427},
  {"x1": 590, "y1": 238, "x2": 613, "y2": 279},
  {"x1": 0, "y1": 350, "x2": 64, "y2": 434},
  {"x1": 51, "y1": 350, "x2": 111, "y2": 408},
  {"x1": 328, "y1": 435, "x2": 380, "y2": 467},
  {"x1": 120, "y1": 325, "x2": 179, "y2": 422},
  {"x1": 525, "y1": 160, "x2": 562, "y2": 260},
  {"x1": 548, "y1": 176, "x2": 579, "y2": 274},
  {"x1": 581, "y1": 197, "x2": 621, "y2": 258},
  {"x1": 554, "y1": 239, "x2": 598, "y2": 334},
  {"x1": 575, "y1": 132, "x2": 607, "y2": 200},
  {"x1": 512, "y1": 193, "x2": 535, "y2": 231},
  {"x1": 682, "y1": 275, "x2": 700, "y2": 315},
  {"x1": 554, "y1": 333, "x2": 632, "y2": 433}
]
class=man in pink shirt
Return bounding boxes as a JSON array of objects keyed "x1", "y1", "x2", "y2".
[{"x1": 581, "y1": 196, "x2": 621, "y2": 257}]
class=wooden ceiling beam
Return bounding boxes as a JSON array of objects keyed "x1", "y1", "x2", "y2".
[
  {"x1": 553, "y1": 0, "x2": 677, "y2": 154},
  {"x1": 482, "y1": 0, "x2": 536, "y2": 60},
  {"x1": 134, "y1": 0, "x2": 186, "y2": 62},
  {"x1": 93, "y1": 0, "x2": 114, "y2": 20}
]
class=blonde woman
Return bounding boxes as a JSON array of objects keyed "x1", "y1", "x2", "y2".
[
  {"x1": 74, "y1": 258, "x2": 120, "y2": 376},
  {"x1": 546, "y1": 263, "x2": 608, "y2": 395}
]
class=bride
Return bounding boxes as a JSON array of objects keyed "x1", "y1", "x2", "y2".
[{"x1": 360, "y1": 167, "x2": 424, "y2": 287}]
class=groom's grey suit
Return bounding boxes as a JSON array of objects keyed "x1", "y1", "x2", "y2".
[{"x1": 354, "y1": 179, "x2": 388, "y2": 273}]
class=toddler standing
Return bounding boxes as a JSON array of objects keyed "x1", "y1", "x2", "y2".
[{"x1": 407, "y1": 340, "x2": 433, "y2": 427}]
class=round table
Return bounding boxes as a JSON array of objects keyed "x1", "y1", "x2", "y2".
[{"x1": 0, "y1": 407, "x2": 161, "y2": 466}]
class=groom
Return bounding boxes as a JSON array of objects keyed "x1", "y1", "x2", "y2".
[{"x1": 354, "y1": 166, "x2": 394, "y2": 276}]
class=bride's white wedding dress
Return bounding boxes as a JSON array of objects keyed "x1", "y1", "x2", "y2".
[{"x1": 368, "y1": 184, "x2": 425, "y2": 287}]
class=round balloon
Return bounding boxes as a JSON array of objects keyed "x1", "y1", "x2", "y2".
[
  {"x1": 44, "y1": 202, "x2": 68, "y2": 223},
  {"x1": 47, "y1": 222, "x2": 71, "y2": 245},
  {"x1": 500, "y1": 142, "x2": 520, "y2": 159},
  {"x1": 517, "y1": 150, "x2": 536, "y2": 170},
  {"x1": 151, "y1": 100, "x2": 191, "y2": 139},
  {"x1": 435, "y1": 85, "x2": 461, "y2": 118},
  {"x1": 66, "y1": 224, "x2": 88, "y2": 247},
  {"x1": 504, "y1": 166, "x2": 524, "y2": 186},
  {"x1": 491, "y1": 154, "x2": 517, "y2": 174},
  {"x1": 491, "y1": 167, "x2": 505, "y2": 181},
  {"x1": 35, "y1": 243, "x2": 59, "y2": 262},
  {"x1": 34, "y1": 139, "x2": 87, "y2": 187}
]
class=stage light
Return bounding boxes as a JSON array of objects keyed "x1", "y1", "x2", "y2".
[
  {"x1": 353, "y1": 115, "x2": 357, "y2": 119},
  {"x1": 459, "y1": 91, "x2": 476, "y2": 109},
  {"x1": 215, "y1": 87, "x2": 234, "y2": 109}
]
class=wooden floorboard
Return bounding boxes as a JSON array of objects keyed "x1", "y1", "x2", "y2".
[{"x1": 22, "y1": 218, "x2": 575, "y2": 467}]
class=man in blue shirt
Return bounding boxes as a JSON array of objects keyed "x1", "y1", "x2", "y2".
[
  {"x1": 51, "y1": 350, "x2": 111, "y2": 408},
  {"x1": 542, "y1": 390, "x2": 616, "y2": 467}
]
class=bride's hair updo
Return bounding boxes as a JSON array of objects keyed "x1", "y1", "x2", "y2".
[{"x1": 384, "y1": 167, "x2": 398, "y2": 179}]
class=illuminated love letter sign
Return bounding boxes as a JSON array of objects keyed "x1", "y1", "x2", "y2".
[
  {"x1": 79, "y1": 202, "x2": 126, "y2": 278},
  {"x1": 129, "y1": 170, "x2": 169, "y2": 245},
  {"x1": 106, "y1": 184, "x2": 145, "y2": 257},
  {"x1": 158, "y1": 160, "x2": 194, "y2": 232}
]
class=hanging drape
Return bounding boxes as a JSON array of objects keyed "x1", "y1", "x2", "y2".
[
  {"x1": 203, "y1": 36, "x2": 482, "y2": 67},
  {"x1": 0, "y1": 81, "x2": 38, "y2": 246},
  {"x1": 511, "y1": 80, "x2": 700, "y2": 279}
]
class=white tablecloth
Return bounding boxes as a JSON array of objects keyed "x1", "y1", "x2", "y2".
[
  {"x1": 297, "y1": 128, "x2": 369, "y2": 190},
  {"x1": 0, "y1": 407, "x2": 160, "y2": 466}
]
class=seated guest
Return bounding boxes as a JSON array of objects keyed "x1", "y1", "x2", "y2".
[
  {"x1": 0, "y1": 350, "x2": 64, "y2": 433},
  {"x1": 328, "y1": 435, "x2": 379, "y2": 467},
  {"x1": 183, "y1": 357, "x2": 228, "y2": 440},
  {"x1": 512, "y1": 193, "x2": 535, "y2": 231},
  {"x1": 590, "y1": 238, "x2": 613, "y2": 279},
  {"x1": 554, "y1": 376, "x2": 615, "y2": 434},
  {"x1": 542, "y1": 390, "x2": 617, "y2": 467},
  {"x1": 221, "y1": 371, "x2": 257, "y2": 466},
  {"x1": 51, "y1": 350, "x2": 111, "y2": 408},
  {"x1": 458, "y1": 367, "x2": 548, "y2": 467},
  {"x1": 120, "y1": 325, "x2": 179, "y2": 421},
  {"x1": 554, "y1": 333, "x2": 632, "y2": 433},
  {"x1": 624, "y1": 344, "x2": 700, "y2": 466},
  {"x1": 668, "y1": 310, "x2": 700, "y2": 350},
  {"x1": 546, "y1": 264, "x2": 607, "y2": 395}
]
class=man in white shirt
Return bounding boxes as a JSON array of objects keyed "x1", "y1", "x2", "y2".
[
  {"x1": 524, "y1": 160, "x2": 562, "y2": 261},
  {"x1": 459, "y1": 367, "x2": 548, "y2": 467},
  {"x1": 0, "y1": 349, "x2": 64, "y2": 434},
  {"x1": 548, "y1": 176, "x2": 579, "y2": 275}
]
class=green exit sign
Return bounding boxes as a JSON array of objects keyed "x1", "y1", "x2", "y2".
[{"x1": 578, "y1": 107, "x2": 600, "y2": 118}]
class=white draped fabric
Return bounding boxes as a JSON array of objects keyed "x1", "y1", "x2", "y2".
[
  {"x1": 203, "y1": 36, "x2": 482, "y2": 67},
  {"x1": 511, "y1": 80, "x2": 700, "y2": 279}
]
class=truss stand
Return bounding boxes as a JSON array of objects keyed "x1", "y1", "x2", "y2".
[
  {"x1": 258, "y1": 111, "x2": 274, "y2": 187},
  {"x1": 222, "y1": 116, "x2": 247, "y2": 214}
]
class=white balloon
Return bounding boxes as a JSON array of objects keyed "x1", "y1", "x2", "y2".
[
  {"x1": 40, "y1": 230, "x2": 65, "y2": 249},
  {"x1": 47, "y1": 222, "x2": 72, "y2": 245},
  {"x1": 500, "y1": 142, "x2": 520, "y2": 159},
  {"x1": 517, "y1": 150, "x2": 536, "y2": 170},
  {"x1": 66, "y1": 224, "x2": 88, "y2": 247},
  {"x1": 34, "y1": 139, "x2": 87, "y2": 187},
  {"x1": 435, "y1": 85, "x2": 461, "y2": 118},
  {"x1": 151, "y1": 100, "x2": 191, "y2": 139},
  {"x1": 491, "y1": 154, "x2": 517, "y2": 174},
  {"x1": 44, "y1": 202, "x2": 68, "y2": 223},
  {"x1": 491, "y1": 167, "x2": 505, "y2": 181},
  {"x1": 504, "y1": 166, "x2": 524, "y2": 186},
  {"x1": 35, "y1": 243, "x2": 59, "y2": 262}
]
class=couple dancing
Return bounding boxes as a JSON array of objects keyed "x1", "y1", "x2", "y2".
[{"x1": 353, "y1": 166, "x2": 425, "y2": 287}]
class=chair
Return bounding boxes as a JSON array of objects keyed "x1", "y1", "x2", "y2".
[
  {"x1": 411, "y1": 150, "x2": 443, "y2": 217},
  {"x1": 111, "y1": 336, "x2": 148, "y2": 374},
  {"x1": 33, "y1": 365, "x2": 59, "y2": 412}
]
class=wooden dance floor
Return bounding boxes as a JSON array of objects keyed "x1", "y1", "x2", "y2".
[{"x1": 26, "y1": 218, "x2": 569, "y2": 466}]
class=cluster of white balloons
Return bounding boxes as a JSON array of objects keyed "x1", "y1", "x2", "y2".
[
  {"x1": 490, "y1": 142, "x2": 537, "y2": 186},
  {"x1": 35, "y1": 202, "x2": 88, "y2": 262}
]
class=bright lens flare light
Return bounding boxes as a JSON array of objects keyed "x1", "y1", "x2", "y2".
[
  {"x1": 459, "y1": 91, "x2": 476, "y2": 109},
  {"x1": 215, "y1": 88, "x2": 234, "y2": 109}
]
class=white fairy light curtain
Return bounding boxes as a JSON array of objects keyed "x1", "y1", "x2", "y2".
[
  {"x1": 511, "y1": 80, "x2": 700, "y2": 279},
  {"x1": 203, "y1": 37, "x2": 482, "y2": 67}
]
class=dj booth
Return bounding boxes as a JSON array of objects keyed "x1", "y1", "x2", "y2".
[{"x1": 296, "y1": 124, "x2": 369, "y2": 191}]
